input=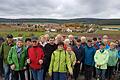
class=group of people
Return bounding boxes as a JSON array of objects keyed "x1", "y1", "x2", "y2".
[{"x1": 0, "y1": 34, "x2": 120, "y2": 80}]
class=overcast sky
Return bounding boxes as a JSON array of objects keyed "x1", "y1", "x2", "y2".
[{"x1": 0, "y1": 0, "x2": 120, "y2": 19}]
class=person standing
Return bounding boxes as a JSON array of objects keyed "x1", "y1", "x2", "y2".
[
  {"x1": 43, "y1": 36, "x2": 57, "y2": 80},
  {"x1": 72, "y1": 39, "x2": 84, "y2": 80},
  {"x1": 27, "y1": 36, "x2": 44, "y2": 80},
  {"x1": 84, "y1": 39, "x2": 96, "y2": 80},
  {"x1": 66, "y1": 46, "x2": 76, "y2": 80},
  {"x1": 107, "y1": 42, "x2": 118, "y2": 80},
  {"x1": 68, "y1": 35, "x2": 76, "y2": 46},
  {"x1": 0, "y1": 34, "x2": 14, "y2": 80},
  {"x1": 0, "y1": 36, "x2": 4, "y2": 79},
  {"x1": 94, "y1": 43, "x2": 109, "y2": 80},
  {"x1": 48, "y1": 42, "x2": 73, "y2": 80},
  {"x1": 25, "y1": 38, "x2": 33, "y2": 80},
  {"x1": 7, "y1": 39, "x2": 27, "y2": 80}
]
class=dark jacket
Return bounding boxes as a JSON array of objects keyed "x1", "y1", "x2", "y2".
[
  {"x1": 44, "y1": 43, "x2": 57, "y2": 67},
  {"x1": 72, "y1": 45, "x2": 84, "y2": 62}
]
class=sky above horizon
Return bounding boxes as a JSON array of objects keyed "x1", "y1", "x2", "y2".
[{"x1": 0, "y1": 0, "x2": 120, "y2": 19}]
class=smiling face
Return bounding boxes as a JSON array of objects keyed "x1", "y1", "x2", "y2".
[
  {"x1": 87, "y1": 41, "x2": 92, "y2": 47},
  {"x1": 66, "y1": 46, "x2": 72, "y2": 52},
  {"x1": 7, "y1": 38, "x2": 13, "y2": 44},
  {"x1": 99, "y1": 45, "x2": 105, "y2": 49},
  {"x1": 25, "y1": 41, "x2": 32, "y2": 47},
  {"x1": 16, "y1": 40, "x2": 23, "y2": 47},
  {"x1": 49, "y1": 38, "x2": 55, "y2": 45},
  {"x1": 110, "y1": 42, "x2": 116, "y2": 49}
]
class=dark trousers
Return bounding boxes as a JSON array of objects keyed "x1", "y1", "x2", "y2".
[
  {"x1": 43, "y1": 65, "x2": 49, "y2": 80},
  {"x1": 73, "y1": 63, "x2": 80, "y2": 80},
  {"x1": 93, "y1": 67, "x2": 96, "y2": 78},
  {"x1": 26, "y1": 65, "x2": 30, "y2": 80},
  {"x1": 11, "y1": 70, "x2": 25, "y2": 80},
  {"x1": 107, "y1": 66, "x2": 115, "y2": 80},
  {"x1": 0, "y1": 58, "x2": 3, "y2": 77},
  {"x1": 84, "y1": 64, "x2": 93, "y2": 80},
  {"x1": 96, "y1": 68, "x2": 106, "y2": 80}
]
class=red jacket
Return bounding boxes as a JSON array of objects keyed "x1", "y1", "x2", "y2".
[{"x1": 28, "y1": 46, "x2": 44, "y2": 70}]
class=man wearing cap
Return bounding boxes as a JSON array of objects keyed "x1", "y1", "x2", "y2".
[
  {"x1": 27, "y1": 36, "x2": 44, "y2": 80},
  {"x1": 0, "y1": 34, "x2": 14, "y2": 80},
  {"x1": 7, "y1": 38, "x2": 27, "y2": 80}
]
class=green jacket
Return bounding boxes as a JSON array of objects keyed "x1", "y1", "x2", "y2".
[
  {"x1": 7, "y1": 45, "x2": 27, "y2": 71},
  {"x1": 107, "y1": 49, "x2": 118, "y2": 66},
  {"x1": 94, "y1": 49, "x2": 109, "y2": 69},
  {"x1": 0, "y1": 42, "x2": 14, "y2": 64},
  {"x1": 49, "y1": 49, "x2": 72, "y2": 73}
]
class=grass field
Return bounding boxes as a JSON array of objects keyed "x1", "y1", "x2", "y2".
[
  {"x1": 0, "y1": 31, "x2": 45, "y2": 38},
  {"x1": 0, "y1": 30, "x2": 120, "y2": 39}
]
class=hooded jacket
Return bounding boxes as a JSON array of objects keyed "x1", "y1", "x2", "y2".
[
  {"x1": 7, "y1": 46, "x2": 27, "y2": 71},
  {"x1": 49, "y1": 49, "x2": 72, "y2": 73},
  {"x1": 27, "y1": 46, "x2": 44, "y2": 70},
  {"x1": 94, "y1": 49, "x2": 109, "y2": 69}
]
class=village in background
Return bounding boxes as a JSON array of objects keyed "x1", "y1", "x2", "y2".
[{"x1": 0, "y1": 18, "x2": 120, "y2": 40}]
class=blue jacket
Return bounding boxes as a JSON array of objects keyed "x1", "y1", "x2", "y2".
[
  {"x1": 117, "y1": 51, "x2": 120, "y2": 58},
  {"x1": 84, "y1": 45, "x2": 96, "y2": 66},
  {"x1": 72, "y1": 45, "x2": 84, "y2": 62}
]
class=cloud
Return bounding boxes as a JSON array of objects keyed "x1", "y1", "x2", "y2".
[{"x1": 0, "y1": 0, "x2": 120, "y2": 19}]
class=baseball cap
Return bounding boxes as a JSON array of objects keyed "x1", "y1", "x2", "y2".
[
  {"x1": 31, "y1": 36, "x2": 38, "y2": 41},
  {"x1": 7, "y1": 34, "x2": 13, "y2": 38}
]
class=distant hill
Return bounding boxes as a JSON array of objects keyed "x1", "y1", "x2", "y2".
[{"x1": 0, "y1": 18, "x2": 120, "y2": 25}]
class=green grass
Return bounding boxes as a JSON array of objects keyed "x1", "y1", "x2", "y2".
[
  {"x1": 96, "y1": 30, "x2": 120, "y2": 34},
  {"x1": 0, "y1": 31, "x2": 45, "y2": 38},
  {"x1": 101, "y1": 25, "x2": 120, "y2": 28},
  {"x1": 0, "y1": 30, "x2": 120, "y2": 40}
]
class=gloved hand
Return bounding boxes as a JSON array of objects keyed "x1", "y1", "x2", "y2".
[{"x1": 10, "y1": 64, "x2": 15, "y2": 70}]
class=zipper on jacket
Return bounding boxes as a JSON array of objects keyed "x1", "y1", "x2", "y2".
[
  {"x1": 58, "y1": 50, "x2": 61, "y2": 72},
  {"x1": 57, "y1": 50, "x2": 61, "y2": 80}
]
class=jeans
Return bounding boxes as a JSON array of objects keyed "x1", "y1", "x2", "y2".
[
  {"x1": 31, "y1": 69, "x2": 44, "y2": 80},
  {"x1": 53, "y1": 72, "x2": 67, "y2": 80},
  {"x1": 96, "y1": 68, "x2": 106, "y2": 80},
  {"x1": 3, "y1": 63, "x2": 10, "y2": 80}
]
